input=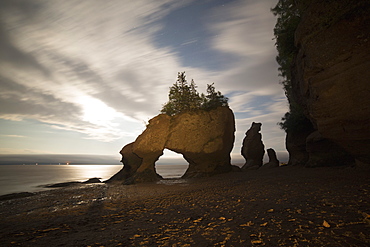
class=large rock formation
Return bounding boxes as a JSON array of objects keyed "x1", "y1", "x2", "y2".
[
  {"x1": 285, "y1": 129, "x2": 312, "y2": 166},
  {"x1": 106, "y1": 143, "x2": 144, "y2": 183},
  {"x1": 108, "y1": 107, "x2": 235, "y2": 184},
  {"x1": 291, "y1": 0, "x2": 370, "y2": 165},
  {"x1": 286, "y1": 127, "x2": 355, "y2": 167},
  {"x1": 305, "y1": 131, "x2": 355, "y2": 168},
  {"x1": 241, "y1": 122, "x2": 265, "y2": 170}
]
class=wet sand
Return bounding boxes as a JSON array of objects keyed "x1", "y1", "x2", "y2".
[{"x1": 0, "y1": 166, "x2": 369, "y2": 246}]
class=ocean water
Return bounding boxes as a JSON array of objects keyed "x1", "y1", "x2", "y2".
[{"x1": 0, "y1": 163, "x2": 189, "y2": 196}]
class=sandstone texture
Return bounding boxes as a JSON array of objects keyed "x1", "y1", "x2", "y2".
[
  {"x1": 241, "y1": 122, "x2": 265, "y2": 170},
  {"x1": 292, "y1": 0, "x2": 370, "y2": 165},
  {"x1": 109, "y1": 107, "x2": 235, "y2": 183},
  {"x1": 262, "y1": 148, "x2": 280, "y2": 169}
]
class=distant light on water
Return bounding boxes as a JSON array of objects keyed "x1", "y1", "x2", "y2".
[
  {"x1": 67, "y1": 165, "x2": 121, "y2": 181},
  {"x1": 0, "y1": 162, "x2": 192, "y2": 196},
  {"x1": 0, "y1": 164, "x2": 122, "y2": 195}
]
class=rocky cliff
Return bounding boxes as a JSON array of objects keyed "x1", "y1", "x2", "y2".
[
  {"x1": 291, "y1": 0, "x2": 370, "y2": 165},
  {"x1": 108, "y1": 106, "x2": 235, "y2": 184}
]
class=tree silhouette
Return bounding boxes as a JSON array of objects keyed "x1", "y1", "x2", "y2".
[
  {"x1": 201, "y1": 83, "x2": 228, "y2": 110},
  {"x1": 161, "y1": 72, "x2": 228, "y2": 116},
  {"x1": 272, "y1": 0, "x2": 312, "y2": 133}
]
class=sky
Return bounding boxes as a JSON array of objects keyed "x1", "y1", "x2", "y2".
[{"x1": 0, "y1": 0, "x2": 288, "y2": 162}]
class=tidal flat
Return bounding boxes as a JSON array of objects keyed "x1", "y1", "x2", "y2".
[{"x1": 0, "y1": 166, "x2": 369, "y2": 246}]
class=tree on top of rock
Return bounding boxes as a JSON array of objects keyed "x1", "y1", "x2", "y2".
[
  {"x1": 201, "y1": 83, "x2": 229, "y2": 110},
  {"x1": 161, "y1": 72, "x2": 228, "y2": 116},
  {"x1": 161, "y1": 72, "x2": 202, "y2": 116}
]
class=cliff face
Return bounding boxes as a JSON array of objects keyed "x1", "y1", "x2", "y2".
[
  {"x1": 108, "y1": 107, "x2": 235, "y2": 184},
  {"x1": 291, "y1": 0, "x2": 370, "y2": 165}
]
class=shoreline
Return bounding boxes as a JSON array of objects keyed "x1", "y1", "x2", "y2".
[{"x1": 1, "y1": 166, "x2": 369, "y2": 246}]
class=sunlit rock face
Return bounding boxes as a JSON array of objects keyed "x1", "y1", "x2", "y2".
[
  {"x1": 292, "y1": 0, "x2": 370, "y2": 165},
  {"x1": 109, "y1": 107, "x2": 235, "y2": 184},
  {"x1": 166, "y1": 107, "x2": 235, "y2": 178},
  {"x1": 241, "y1": 122, "x2": 265, "y2": 170}
]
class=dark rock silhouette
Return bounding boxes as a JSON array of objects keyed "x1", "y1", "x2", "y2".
[
  {"x1": 83, "y1": 178, "x2": 102, "y2": 184},
  {"x1": 241, "y1": 122, "x2": 265, "y2": 170},
  {"x1": 286, "y1": 128, "x2": 355, "y2": 167},
  {"x1": 262, "y1": 148, "x2": 280, "y2": 168},
  {"x1": 305, "y1": 131, "x2": 355, "y2": 167},
  {"x1": 286, "y1": 127, "x2": 313, "y2": 166},
  {"x1": 291, "y1": 0, "x2": 370, "y2": 166},
  {"x1": 0, "y1": 192, "x2": 35, "y2": 201},
  {"x1": 108, "y1": 107, "x2": 235, "y2": 184},
  {"x1": 106, "y1": 143, "x2": 144, "y2": 183},
  {"x1": 43, "y1": 178, "x2": 102, "y2": 188}
]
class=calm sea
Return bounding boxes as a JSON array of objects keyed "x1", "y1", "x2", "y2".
[{"x1": 0, "y1": 163, "x2": 189, "y2": 196}]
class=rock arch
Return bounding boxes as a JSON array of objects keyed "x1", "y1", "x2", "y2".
[
  {"x1": 155, "y1": 149, "x2": 189, "y2": 178},
  {"x1": 107, "y1": 107, "x2": 235, "y2": 184}
]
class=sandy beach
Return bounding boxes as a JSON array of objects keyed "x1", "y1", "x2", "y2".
[{"x1": 1, "y1": 166, "x2": 369, "y2": 246}]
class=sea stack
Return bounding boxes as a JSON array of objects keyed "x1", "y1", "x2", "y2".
[
  {"x1": 108, "y1": 106, "x2": 236, "y2": 184},
  {"x1": 241, "y1": 122, "x2": 265, "y2": 170},
  {"x1": 261, "y1": 148, "x2": 280, "y2": 168}
]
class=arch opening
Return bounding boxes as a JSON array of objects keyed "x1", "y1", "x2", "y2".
[{"x1": 155, "y1": 149, "x2": 189, "y2": 179}]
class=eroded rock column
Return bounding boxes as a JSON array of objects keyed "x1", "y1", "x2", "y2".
[{"x1": 241, "y1": 122, "x2": 265, "y2": 170}]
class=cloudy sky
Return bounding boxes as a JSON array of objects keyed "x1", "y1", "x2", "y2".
[{"x1": 0, "y1": 0, "x2": 288, "y2": 162}]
